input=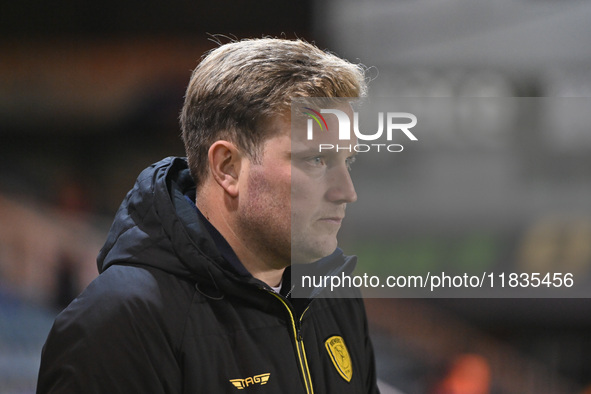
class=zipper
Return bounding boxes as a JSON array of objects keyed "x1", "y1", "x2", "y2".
[{"x1": 269, "y1": 292, "x2": 314, "y2": 394}]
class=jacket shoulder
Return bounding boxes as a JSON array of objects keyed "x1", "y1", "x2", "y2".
[
  {"x1": 37, "y1": 265, "x2": 195, "y2": 393},
  {"x1": 65, "y1": 264, "x2": 194, "y2": 326}
]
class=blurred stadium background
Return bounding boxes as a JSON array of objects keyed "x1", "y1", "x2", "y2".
[{"x1": 2, "y1": 1, "x2": 591, "y2": 392}]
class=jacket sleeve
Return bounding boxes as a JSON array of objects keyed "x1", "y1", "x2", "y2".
[{"x1": 37, "y1": 267, "x2": 184, "y2": 394}]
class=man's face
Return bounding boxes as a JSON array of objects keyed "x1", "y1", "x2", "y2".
[
  {"x1": 236, "y1": 107, "x2": 357, "y2": 267},
  {"x1": 290, "y1": 105, "x2": 358, "y2": 263},
  {"x1": 235, "y1": 127, "x2": 293, "y2": 269}
]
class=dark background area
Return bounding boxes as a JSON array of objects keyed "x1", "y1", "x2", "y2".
[
  {"x1": 2, "y1": 1, "x2": 591, "y2": 393},
  {"x1": 1, "y1": 1, "x2": 312, "y2": 38},
  {"x1": 0, "y1": 1, "x2": 315, "y2": 214}
]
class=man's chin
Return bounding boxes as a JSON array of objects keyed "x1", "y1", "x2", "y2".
[{"x1": 291, "y1": 240, "x2": 338, "y2": 264}]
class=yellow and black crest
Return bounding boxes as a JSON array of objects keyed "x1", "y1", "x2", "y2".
[{"x1": 325, "y1": 336, "x2": 353, "y2": 382}]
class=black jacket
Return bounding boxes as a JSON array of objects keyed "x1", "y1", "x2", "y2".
[{"x1": 37, "y1": 157, "x2": 379, "y2": 394}]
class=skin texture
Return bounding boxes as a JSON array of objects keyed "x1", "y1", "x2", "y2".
[
  {"x1": 290, "y1": 106, "x2": 358, "y2": 264},
  {"x1": 198, "y1": 107, "x2": 357, "y2": 287}
]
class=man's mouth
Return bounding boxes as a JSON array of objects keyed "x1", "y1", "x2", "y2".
[{"x1": 318, "y1": 217, "x2": 343, "y2": 225}]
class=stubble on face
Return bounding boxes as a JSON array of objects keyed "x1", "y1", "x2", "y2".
[
  {"x1": 233, "y1": 106, "x2": 357, "y2": 269},
  {"x1": 235, "y1": 134, "x2": 292, "y2": 271}
]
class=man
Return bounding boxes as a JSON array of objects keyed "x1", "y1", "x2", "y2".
[{"x1": 37, "y1": 38, "x2": 379, "y2": 393}]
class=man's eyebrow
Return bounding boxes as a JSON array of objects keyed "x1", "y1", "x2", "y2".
[{"x1": 291, "y1": 147, "x2": 321, "y2": 156}]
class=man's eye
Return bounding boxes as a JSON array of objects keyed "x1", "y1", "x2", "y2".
[{"x1": 309, "y1": 157, "x2": 326, "y2": 166}]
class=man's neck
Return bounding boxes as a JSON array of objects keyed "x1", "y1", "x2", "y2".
[{"x1": 197, "y1": 196, "x2": 285, "y2": 288}]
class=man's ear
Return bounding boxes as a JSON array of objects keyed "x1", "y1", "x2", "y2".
[{"x1": 207, "y1": 141, "x2": 242, "y2": 198}]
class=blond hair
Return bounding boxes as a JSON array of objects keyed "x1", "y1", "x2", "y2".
[{"x1": 180, "y1": 38, "x2": 366, "y2": 188}]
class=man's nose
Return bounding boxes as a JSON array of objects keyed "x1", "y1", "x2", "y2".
[{"x1": 326, "y1": 164, "x2": 357, "y2": 204}]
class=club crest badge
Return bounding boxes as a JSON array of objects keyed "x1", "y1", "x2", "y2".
[{"x1": 325, "y1": 336, "x2": 353, "y2": 382}]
